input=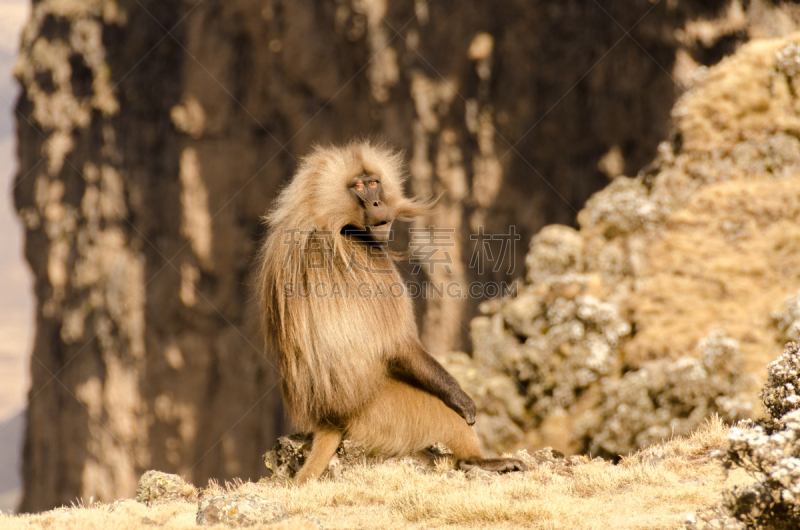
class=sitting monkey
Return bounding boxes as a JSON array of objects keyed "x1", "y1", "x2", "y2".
[{"x1": 257, "y1": 141, "x2": 526, "y2": 483}]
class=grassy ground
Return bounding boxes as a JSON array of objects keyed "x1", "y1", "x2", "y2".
[{"x1": 0, "y1": 418, "x2": 751, "y2": 529}]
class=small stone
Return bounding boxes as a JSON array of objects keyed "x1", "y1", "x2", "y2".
[
  {"x1": 135, "y1": 470, "x2": 197, "y2": 505},
  {"x1": 196, "y1": 494, "x2": 287, "y2": 526},
  {"x1": 262, "y1": 433, "x2": 313, "y2": 481}
]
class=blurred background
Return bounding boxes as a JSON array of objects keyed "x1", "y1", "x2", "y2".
[
  {"x1": 0, "y1": 0, "x2": 32, "y2": 512},
  {"x1": 3, "y1": 0, "x2": 800, "y2": 515}
]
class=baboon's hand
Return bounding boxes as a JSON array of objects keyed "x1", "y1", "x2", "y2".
[
  {"x1": 454, "y1": 392, "x2": 477, "y2": 426},
  {"x1": 386, "y1": 348, "x2": 477, "y2": 425}
]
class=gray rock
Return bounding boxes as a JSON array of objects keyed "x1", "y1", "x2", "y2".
[
  {"x1": 262, "y1": 434, "x2": 383, "y2": 482},
  {"x1": 576, "y1": 332, "x2": 753, "y2": 459},
  {"x1": 772, "y1": 291, "x2": 800, "y2": 343},
  {"x1": 760, "y1": 341, "x2": 800, "y2": 423},
  {"x1": 262, "y1": 433, "x2": 313, "y2": 481},
  {"x1": 135, "y1": 470, "x2": 197, "y2": 505},
  {"x1": 525, "y1": 224, "x2": 585, "y2": 283},
  {"x1": 196, "y1": 494, "x2": 286, "y2": 526}
]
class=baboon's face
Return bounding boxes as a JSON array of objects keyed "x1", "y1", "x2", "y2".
[{"x1": 346, "y1": 173, "x2": 393, "y2": 240}]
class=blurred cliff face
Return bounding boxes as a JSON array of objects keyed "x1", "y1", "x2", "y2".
[{"x1": 10, "y1": 0, "x2": 800, "y2": 513}]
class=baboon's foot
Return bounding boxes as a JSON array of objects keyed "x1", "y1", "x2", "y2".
[
  {"x1": 293, "y1": 467, "x2": 316, "y2": 486},
  {"x1": 458, "y1": 457, "x2": 527, "y2": 473}
]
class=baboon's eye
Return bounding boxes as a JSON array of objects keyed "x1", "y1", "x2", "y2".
[
  {"x1": 354, "y1": 180, "x2": 365, "y2": 192},
  {"x1": 369, "y1": 180, "x2": 379, "y2": 189}
]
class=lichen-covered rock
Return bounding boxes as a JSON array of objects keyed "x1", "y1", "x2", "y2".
[
  {"x1": 262, "y1": 434, "x2": 313, "y2": 481},
  {"x1": 760, "y1": 342, "x2": 800, "y2": 424},
  {"x1": 715, "y1": 410, "x2": 800, "y2": 528},
  {"x1": 688, "y1": 342, "x2": 800, "y2": 529},
  {"x1": 196, "y1": 494, "x2": 286, "y2": 526},
  {"x1": 471, "y1": 281, "x2": 630, "y2": 421},
  {"x1": 135, "y1": 470, "x2": 197, "y2": 506},
  {"x1": 457, "y1": 271, "x2": 632, "y2": 454},
  {"x1": 685, "y1": 510, "x2": 746, "y2": 530},
  {"x1": 773, "y1": 292, "x2": 800, "y2": 343},
  {"x1": 525, "y1": 225, "x2": 584, "y2": 284},
  {"x1": 577, "y1": 332, "x2": 753, "y2": 458},
  {"x1": 576, "y1": 177, "x2": 664, "y2": 238},
  {"x1": 447, "y1": 33, "x2": 800, "y2": 458},
  {"x1": 262, "y1": 434, "x2": 380, "y2": 482}
]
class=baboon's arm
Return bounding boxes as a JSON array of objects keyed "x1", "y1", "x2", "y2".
[{"x1": 387, "y1": 348, "x2": 477, "y2": 425}]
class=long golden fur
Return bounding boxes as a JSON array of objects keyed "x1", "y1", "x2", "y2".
[{"x1": 258, "y1": 141, "x2": 525, "y2": 483}]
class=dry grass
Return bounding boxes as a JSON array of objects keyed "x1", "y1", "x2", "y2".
[{"x1": 0, "y1": 418, "x2": 753, "y2": 529}]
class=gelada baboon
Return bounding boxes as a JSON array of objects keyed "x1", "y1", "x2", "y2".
[{"x1": 258, "y1": 141, "x2": 526, "y2": 483}]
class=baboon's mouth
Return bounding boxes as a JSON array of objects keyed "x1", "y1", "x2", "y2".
[
  {"x1": 341, "y1": 223, "x2": 392, "y2": 245},
  {"x1": 341, "y1": 225, "x2": 371, "y2": 236}
]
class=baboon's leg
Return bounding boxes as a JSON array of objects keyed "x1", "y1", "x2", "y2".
[
  {"x1": 348, "y1": 380, "x2": 526, "y2": 473},
  {"x1": 456, "y1": 456, "x2": 527, "y2": 473},
  {"x1": 295, "y1": 428, "x2": 342, "y2": 485},
  {"x1": 435, "y1": 399, "x2": 526, "y2": 473},
  {"x1": 444, "y1": 418, "x2": 527, "y2": 473},
  {"x1": 387, "y1": 343, "x2": 477, "y2": 425}
]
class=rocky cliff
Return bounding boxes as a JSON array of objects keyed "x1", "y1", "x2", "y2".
[
  {"x1": 11, "y1": 0, "x2": 800, "y2": 512},
  {"x1": 445, "y1": 32, "x2": 800, "y2": 459}
]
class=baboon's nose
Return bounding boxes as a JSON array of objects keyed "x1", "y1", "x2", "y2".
[{"x1": 365, "y1": 200, "x2": 392, "y2": 227}]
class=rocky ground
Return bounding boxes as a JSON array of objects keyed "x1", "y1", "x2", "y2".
[
  {"x1": 6, "y1": 339, "x2": 800, "y2": 529},
  {"x1": 7, "y1": 339, "x2": 800, "y2": 529},
  {"x1": 0, "y1": 417, "x2": 754, "y2": 529}
]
